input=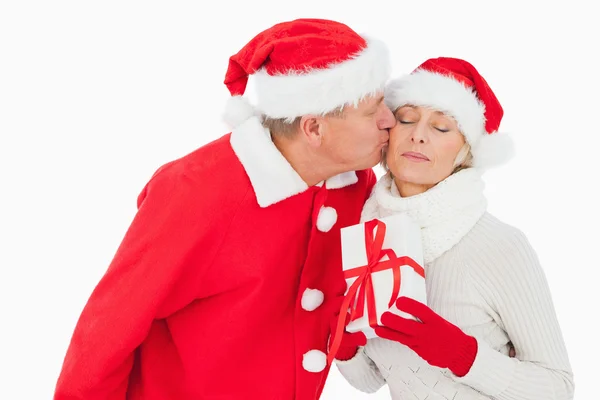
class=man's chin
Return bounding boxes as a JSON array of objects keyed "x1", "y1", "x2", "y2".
[
  {"x1": 349, "y1": 148, "x2": 388, "y2": 171},
  {"x1": 361, "y1": 156, "x2": 385, "y2": 171}
]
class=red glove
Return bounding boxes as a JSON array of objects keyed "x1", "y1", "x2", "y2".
[
  {"x1": 328, "y1": 291, "x2": 367, "y2": 361},
  {"x1": 374, "y1": 296, "x2": 477, "y2": 377},
  {"x1": 329, "y1": 314, "x2": 367, "y2": 361}
]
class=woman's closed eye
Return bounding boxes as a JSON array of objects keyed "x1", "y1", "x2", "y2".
[{"x1": 434, "y1": 126, "x2": 450, "y2": 133}]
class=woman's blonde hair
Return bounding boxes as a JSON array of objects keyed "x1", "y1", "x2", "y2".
[{"x1": 452, "y1": 142, "x2": 473, "y2": 173}]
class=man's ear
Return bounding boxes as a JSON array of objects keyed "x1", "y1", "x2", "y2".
[{"x1": 299, "y1": 115, "x2": 326, "y2": 148}]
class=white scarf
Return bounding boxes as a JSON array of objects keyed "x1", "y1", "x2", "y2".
[{"x1": 361, "y1": 168, "x2": 488, "y2": 264}]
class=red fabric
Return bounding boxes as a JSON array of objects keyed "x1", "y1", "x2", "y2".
[
  {"x1": 224, "y1": 18, "x2": 366, "y2": 96},
  {"x1": 53, "y1": 133, "x2": 377, "y2": 400},
  {"x1": 331, "y1": 328, "x2": 366, "y2": 362},
  {"x1": 327, "y1": 297, "x2": 367, "y2": 361},
  {"x1": 375, "y1": 296, "x2": 478, "y2": 377},
  {"x1": 416, "y1": 57, "x2": 503, "y2": 134}
]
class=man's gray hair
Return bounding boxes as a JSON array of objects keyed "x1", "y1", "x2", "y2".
[{"x1": 261, "y1": 106, "x2": 346, "y2": 138}]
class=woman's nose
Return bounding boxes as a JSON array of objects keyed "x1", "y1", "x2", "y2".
[{"x1": 410, "y1": 125, "x2": 427, "y2": 143}]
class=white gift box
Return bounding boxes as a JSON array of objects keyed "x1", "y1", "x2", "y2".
[{"x1": 340, "y1": 213, "x2": 427, "y2": 339}]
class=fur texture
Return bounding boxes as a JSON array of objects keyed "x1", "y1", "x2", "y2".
[
  {"x1": 229, "y1": 116, "x2": 362, "y2": 207},
  {"x1": 301, "y1": 288, "x2": 325, "y2": 311},
  {"x1": 303, "y1": 349, "x2": 327, "y2": 373},
  {"x1": 254, "y1": 38, "x2": 390, "y2": 120},
  {"x1": 223, "y1": 95, "x2": 257, "y2": 129}
]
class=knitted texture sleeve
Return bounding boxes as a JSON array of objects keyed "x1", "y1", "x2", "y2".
[
  {"x1": 335, "y1": 347, "x2": 387, "y2": 394},
  {"x1": 452, "y1": 216, "x2": 574, "y2": 400}
]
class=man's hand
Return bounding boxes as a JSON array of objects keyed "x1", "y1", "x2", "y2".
[
  {"x1": 328, "y1": 290, "x2": 367, "y2": 361},
  {"x1": 329, "y1": 313, "x2": 367, "y2": 361},
  {"x1": 332, "y1": 329, "x2": 367, "y2": 361}
]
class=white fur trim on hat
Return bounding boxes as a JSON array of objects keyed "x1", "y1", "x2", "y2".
[
  {"x1": 471, "y1": 130, "x2": 515, "y2": 169},
  {"x1": 254, "y1": 37, "x2": 390, "y2": 121},
  {"x1": 384, "y1": 70, "x2": 514, "y2": 168},
  {"x1": 316, "y1": 206, "x2": 337, "y2": 232},
  {"x1": 301, "y1": 288, "x2": 324, "y2": 311},
  {"x1": 223, "y1": 95, "x2": 258, "y2": 129},
  {"x1": 384, "y1": 69, "x2": 485, "y2": 146},
  {"x1": 302, "y1": 349, "x2": 327, "y2": 372}
]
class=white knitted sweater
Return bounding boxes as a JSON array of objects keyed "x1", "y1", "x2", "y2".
[{"x1": 336, "y1": 169, "x2": 574, "y2": 400}]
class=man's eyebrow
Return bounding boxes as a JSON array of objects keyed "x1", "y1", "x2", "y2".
[{"x1": 370, "y1": 96, "x2": 384, "y2": 110}]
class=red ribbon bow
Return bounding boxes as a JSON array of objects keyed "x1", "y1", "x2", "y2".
[{"x1": 327, "y1": 219, "x2": 425, "y2": 365}]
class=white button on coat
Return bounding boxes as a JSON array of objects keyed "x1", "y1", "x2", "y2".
[
  {"x1": 302, "y1": 349, "x2": 327, "y2": 372},
  {"x1": 316, "y1": 206, "x2": 337, "y2": 232},
  {"x1": 301, "y1": 288, "x2": 324, "y2": 311}
]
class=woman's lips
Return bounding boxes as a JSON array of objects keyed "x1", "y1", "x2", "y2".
[{"x1": 402, "y1": 151, "x2": 430, "y2": 162}]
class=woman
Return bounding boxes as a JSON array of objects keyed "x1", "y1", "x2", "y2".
[{"x1": 332, "y1": 57, "x2": 574, "y2": 399}]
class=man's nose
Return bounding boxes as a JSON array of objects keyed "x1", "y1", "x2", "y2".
[{"x1": 377, "y1": 103, "x2": 396, "y2": 130}]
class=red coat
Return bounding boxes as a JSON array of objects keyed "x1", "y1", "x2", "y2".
[{"x1": 54, "y1": 117, "x2": 375, "y2": 399}]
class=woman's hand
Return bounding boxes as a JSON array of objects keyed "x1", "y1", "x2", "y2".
[{"x1": 375, "y1": 296, "x2": 477, "y2": 377}]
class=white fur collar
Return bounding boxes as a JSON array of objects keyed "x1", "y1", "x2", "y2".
[
  {"x1": 229, "y1": 116, "x2": 358, "y2": 207},
  {"x1": 361, "y1": 169, "x2": 487, "y2": 264}
]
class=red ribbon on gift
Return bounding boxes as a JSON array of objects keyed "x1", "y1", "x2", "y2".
[{"x1": 327, "y1": 219, "x2": 425, "y2": 365}]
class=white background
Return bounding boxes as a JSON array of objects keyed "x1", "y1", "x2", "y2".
[{"x1": 0, "y1": 1, "x2": 597, "y2": 399}]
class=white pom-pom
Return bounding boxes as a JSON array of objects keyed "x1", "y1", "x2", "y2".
[
  {"x1": 223, "y1": 95, "x2": 256, "y2": 129},
  {"x1": 471, "y1": 131, "x2": 515, "y2": 169},
  {"x1": 301, "y1": 288, "x2": 324, "y2": 311},
  {"x1": 302, "y1": 349, "x2": 327, "y2": 372},
  {"x1": 316, "y1": 206, "x2": 337, "y2": 232}
]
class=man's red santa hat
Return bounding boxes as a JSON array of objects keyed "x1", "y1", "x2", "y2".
[
  {"x1": 384, "y1": 57, "x2": 515, "y2": 169},
  {"x1": 223, "y1": 18, "x2": 391, "y2": 128}
]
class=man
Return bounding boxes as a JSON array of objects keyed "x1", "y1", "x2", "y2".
[{"x1": 54, "y1": 18, "x2": 395, "y2": 399}]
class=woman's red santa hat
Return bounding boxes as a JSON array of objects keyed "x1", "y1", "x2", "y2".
[
  {"x1": 222, "y1": 18, "x2": 391, "y2": 128},
  {"x1": 384, "y1": 57, "x2": 515, "y2": 169}
]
